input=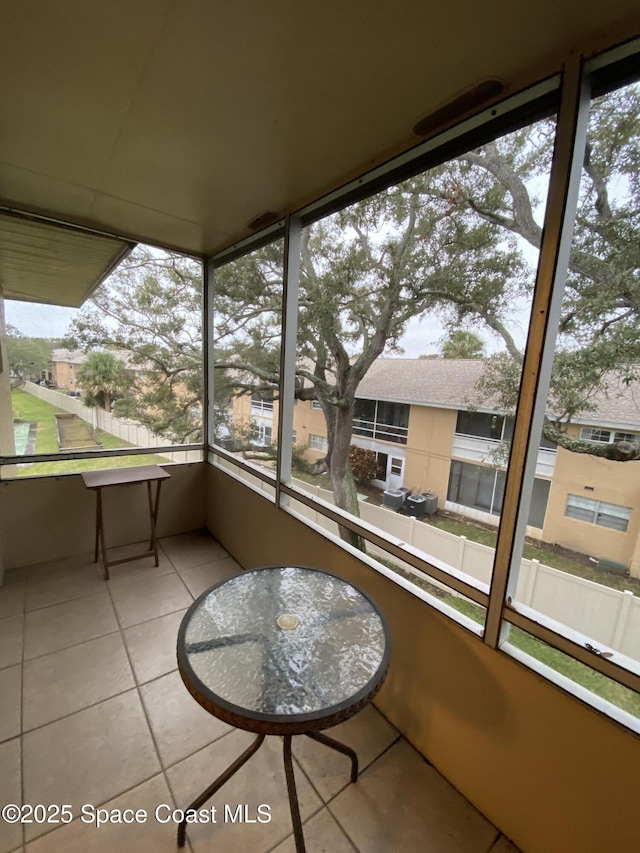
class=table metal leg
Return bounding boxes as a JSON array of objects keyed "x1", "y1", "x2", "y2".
[
  {"x1": 177, "y1": 733, "x2": 265, "y2": 848},
  {"x1": 305, "y1": 730, "x2": 359, "y2": 782},
  {"x1": 283, "y1": 735, "x2": 306, "y2": 853},
  {"x1": 93, "y1": 488, "x2": 101, "y2": 564},
  {"x1": 148, "y1": 480, "x2": 163, "y2": 566},
  {"x1": 95, "y1": 488, "x2": 109, "y2": 580}
]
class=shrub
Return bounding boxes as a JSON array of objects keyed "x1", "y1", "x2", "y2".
[{"x1": 349, "y1": 446, "x2": 378, "y2": 484}]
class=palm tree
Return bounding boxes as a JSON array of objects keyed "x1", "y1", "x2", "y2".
[
  {"x1": 440, "y1": 330, "x2": 486, "y2": 359},
  {"x1": 77, "y1": 350, "x2": 131, "y2": 413}
]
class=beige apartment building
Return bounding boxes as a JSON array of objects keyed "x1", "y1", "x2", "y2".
[
  {"x1": 232, "y1": 358, "x2": 640, "y2": 571},
  {"x1": 49, "y1": 347, "x2": 86, "y2": 392}
]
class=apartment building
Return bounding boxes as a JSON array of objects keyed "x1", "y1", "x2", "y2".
[
  {"x1": 49, "y1": 348, "x2": 86, "y2": 392},
  {"x1": 233, "y1": 357, "x2": 640, "y2": 570}
]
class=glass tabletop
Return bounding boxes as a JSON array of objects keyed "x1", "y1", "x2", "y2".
[{"x1": 177, "y1": 566, "x2": 390, "y2": 724}]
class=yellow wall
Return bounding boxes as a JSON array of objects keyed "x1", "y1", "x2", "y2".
[
  {"x1": 294, "y1": 400, "x2": 328, "y2": 458},
  {"x1": 543, "y1": 429, "x2": 640, "y2": 566},
  {"x1": 0, "y1": 462, "x2": 206, "y2": 568},
  {"x1": 404, "y1": 406, "x2": 457, "y2": 503},
  {"x1": 52, "y1": 361, "x2": 79, "y2": 390},
  {"x1": 206, "y1": 464, "x2": 640, "y2": 853}
]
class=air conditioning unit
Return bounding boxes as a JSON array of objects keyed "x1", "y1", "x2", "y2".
[
  {"x1": 406, "y1": 494, "x2": 427, "y2": 517},
  {"x1": 421, "y1": 492, "x2": 438, "y2": 517},
  {"x1": 382, "y1": 489, "x2": 405, "y2": 510}
]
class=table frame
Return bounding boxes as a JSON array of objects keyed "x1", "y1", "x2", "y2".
[
  {"x1": 81, "y1": 465, "x2": 170, "y2": 580},
  {"x1": 175, "y1": 566, "x2": 391, "y2": 853}
]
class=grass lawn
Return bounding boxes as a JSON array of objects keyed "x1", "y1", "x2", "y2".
[
  {"x1": 292, "y1": 466, "x2": 640, "y2": 597},
  {"x1": 425, "y1": 513, "x2": 640, "y2": 597},
  {"x1": 11, "y1": 389, "x2": 170, "y2": 476},
  {"x1": 386, "y1": 559, "x2": 640, "y2": 718}
]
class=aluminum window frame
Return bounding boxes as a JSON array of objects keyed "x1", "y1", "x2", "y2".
[
  {"x1": 207, "y1": 37, "x2": 640, "y2": 722},
  {"x1": 2, "y1": 251, "x2": 207, "y2": 479}
]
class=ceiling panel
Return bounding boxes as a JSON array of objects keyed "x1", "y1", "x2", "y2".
[{"x1": 0, "y1": 0, "x2": 638, "y2": 262}]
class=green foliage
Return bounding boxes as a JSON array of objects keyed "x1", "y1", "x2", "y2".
[
  {"x1": 76, "y1": 350, "x2": 131, "y2": 413},
  {"x1": 348, "y1": 446, "x2": 378, "y2": 484},
  {"x1": 440, "y1": 330, "x2": 486, "y2": 359},
  {"x1": 68, "y1": 246, "x2": 203, "y2": 442},
  {"x1": 5, "y1": 325, "x2": 59, "y2": 386}
]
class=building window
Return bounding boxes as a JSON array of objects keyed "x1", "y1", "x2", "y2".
[
  {"x1": 390, "y1": 457, "x2": 403, "y2": 477},
  {"x1": 252, "y1": 424, "x2": 273, "y2": 447},
  {"x1": 311, "y1": 399, "x2": 322, "y2": 409},
  {"x1": 580, "y1": 427, "x2": 638, "y2": 445},
  {"x1": 565, "y1": 495, "x2": 631, "y2": 532},
  {"x1": 448, "y1": 460, "x2": 550, "y2": 528},
  {"x1": 250, "y1": 397, "x2": 274, "y2": 415},
  {"x1": 309, "y1": 434, "x2": 328, "y2": 451}
]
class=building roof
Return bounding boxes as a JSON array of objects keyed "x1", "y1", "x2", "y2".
[
  {"x1": 50, "y1": 348, "x2": 86, "y2": 366},
  {"x1": 356, "y1": 358, "x2": 640, "y2": 429}
]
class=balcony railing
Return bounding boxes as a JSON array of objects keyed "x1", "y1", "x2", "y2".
[
  {"x1": 250, "y1": 400, "x2": 274, "y2": 415},
  {"x1": 452, "y1": 433, "x2": 556, "y2": 477},
  {"x1": 353, "y1": 418, "x2": 408, "y2": 445}
]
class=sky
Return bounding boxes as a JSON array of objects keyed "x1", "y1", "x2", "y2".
[{"x1": 5, "y1": 300, "x2": 76, "y2": 339}]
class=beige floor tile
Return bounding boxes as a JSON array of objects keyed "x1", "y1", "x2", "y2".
[
  {"x1": 23, "y1": 633, "x2": 135, "y2": 731},
  {"x1": 105, "y1": 541, "x2": 176, "y2": 588},
  {"x1": 329, "y1": 740, "x2": 496, "y2": 853},
  {"x1": 123, "y1": 609, "x2": 187, "y2": 684},
  {"x1": 270, "y1": 807, "x2": 357, "y2": 853},
  {"x1": 0, "y1": 738, "x2": 22, "y2": 853},
  {"x1": 0, "y1": 614, "x2": 24, "y2": 669},
  {"x1": 25, "y1": 774, "x2": 177, "y2": 853},
  {"x1": 0, "y1": 665, "x2": 22, "y2": 743},
  {"x1": 160, "y1": 531, "x2": 228, "y2": 571},
  {"x1": 23, "y1": 593, "x2": 118, "y2": 660},
  {"x1": 0, "y1": 572, "x2": 25, "y2": 620},
  {"x1": 489, "y1": 836, "x2": 521, "y2": 853},
  {"x1": 166, "y1": 729, "x2": 322, "y2": 853},
  {"x1": 25, "y1": 563, "x2": 105, "y2": 612},
  {"x1": 26, "y1": 552, "x2": 96, "y2": 578},
  {"x1": 179, "y1": 556, "x2": 243, "y2": 598},
  {"x1": 140, "y1": 670, "x2": 231, "y2": 768},
  {"x1": 110, "y1": 574, "x2": 192, "y2": 629},
  {"x1": 22, "y1": 691, "x2": 160, "y2": 842},
  {"x1": 292, "y1": 704, "x2": 400, "y2": 802}
]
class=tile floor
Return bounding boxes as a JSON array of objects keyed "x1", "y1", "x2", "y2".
[{"x1": 0, "y1": 530, "x2": 521, "y2": 853}]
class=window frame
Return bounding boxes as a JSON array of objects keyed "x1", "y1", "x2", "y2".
[{"x1": 207, "y1": 38, "x2": 640, "y2": 724}]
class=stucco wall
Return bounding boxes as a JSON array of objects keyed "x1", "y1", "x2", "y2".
[
  {"x1": 0, "y1": 462, "x2": 206, "y2": 569},
  {"x1": 206, "y1": 463, "x2": 640, "y2": 853},
  {"x1": 404, "y1": 406, "x2": 457, "y2": 502},
  {"x1": 543, "y1": 434, "x2": 640, "y2": 565}
]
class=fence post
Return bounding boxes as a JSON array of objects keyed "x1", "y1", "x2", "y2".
[
  {"x1": 516, "y1": 558, "x2": 539, "y2": 607},
  {"x1": 457, "y1": 535, "x2": 466, "y2": 571},
  {"x1": 409, "y1": 516, "x2": 416, "y2": 548},
  {"x1": 611, "y1": 590, "x2": 634, "y2": 651}
]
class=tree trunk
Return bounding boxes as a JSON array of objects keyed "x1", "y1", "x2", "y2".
[{"x1": 329, "y1": 403, "x2": 365, "y2": 551}]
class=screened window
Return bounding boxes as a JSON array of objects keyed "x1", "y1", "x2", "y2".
[{"x1": 2, "y1": 246, "x2": 204, "y2": 478}]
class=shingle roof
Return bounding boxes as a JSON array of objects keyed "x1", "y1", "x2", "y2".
[
  {"x1": 355, "y1": 358, "x2": 640, "y2": 429},
  {"x1": 50, "y1": 348, "x2": 86, "y2": 365}
]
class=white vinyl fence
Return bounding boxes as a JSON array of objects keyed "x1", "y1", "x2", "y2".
[
  {"x1": 290, "y1": 478, "x2": 640, "y2": 661},
  {"x1": 23, "y1": 382, "x2": 201, "y2": 463}
]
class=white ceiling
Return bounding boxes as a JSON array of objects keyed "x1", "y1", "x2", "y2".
[{"x1": 1, "y1": 0, "x2": 639, "y2": 262}]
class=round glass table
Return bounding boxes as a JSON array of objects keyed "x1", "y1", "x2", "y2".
[{"x1": 176, "y1": 565, "x2": 391, "y2": 852}]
